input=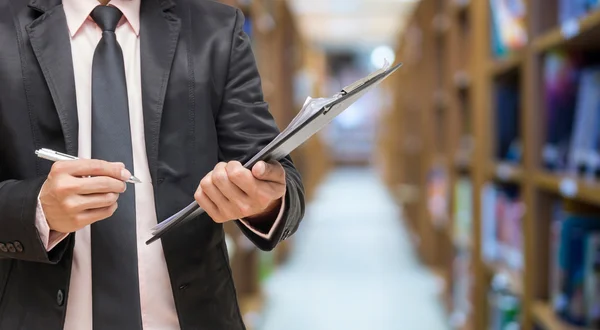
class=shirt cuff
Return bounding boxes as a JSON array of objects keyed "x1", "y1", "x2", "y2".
[
  {"x1": 239, "y1": 198, "x2": 286, "y2": 240},
  {"x1": 35, "y1": 197, "x2": 69, "y2": 251}
]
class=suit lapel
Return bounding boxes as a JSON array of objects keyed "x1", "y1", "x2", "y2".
[
  {"x1": 26, "y1": 3, "x2": 79, "y2": 155},
  {"x1": 140, "y1": 0, "x2": 181, "y2": 185}
]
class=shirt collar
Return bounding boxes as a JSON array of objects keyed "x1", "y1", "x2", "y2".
[{"x1": 62, "y1": 0, "x2": 141, "y2": 37}]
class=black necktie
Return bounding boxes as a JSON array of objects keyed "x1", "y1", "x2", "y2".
[{"x1": 89, "y1": 6, "x2": 142, "y2": 329}]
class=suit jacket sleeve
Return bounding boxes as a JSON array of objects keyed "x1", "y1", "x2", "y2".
[
  {"x1": 216, "y1": 9, "x2": 305, "y2": 251},
  {"x1": 0, "y1": 177, "x2": 71, "y2": 263}
]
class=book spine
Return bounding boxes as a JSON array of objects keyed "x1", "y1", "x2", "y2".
[{"x1": 584, "y1": 233, "x2": 600, "y2": 327}]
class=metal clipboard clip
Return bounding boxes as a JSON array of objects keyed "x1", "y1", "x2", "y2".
[
  {"x1": 340, "y1": 59, "x2": 392, "y2": 95},
  {"x1": 323, "y1": 60, "x2": 394, "y2": 115}
]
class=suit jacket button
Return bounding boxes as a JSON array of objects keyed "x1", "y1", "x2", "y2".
[
  {"x1": 0, "y1": 243, "x2": 7, "y2": 253},
  {"x1": 56, "y1": 290, "x2": 65, "y2": 306},
  {"x1": 13, "y1": 241, "x2": 23, "y2": 253},
  {"x1": 6, "y1": 243, "x2": 16, "y2": 253}
]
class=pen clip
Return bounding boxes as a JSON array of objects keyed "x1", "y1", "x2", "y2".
[
  {"x1": 53, "y1": 150, "x2": 77, "y2": 160},
  {"x1": 37, "y1": 148, "x2": 77, "y2": 160}
]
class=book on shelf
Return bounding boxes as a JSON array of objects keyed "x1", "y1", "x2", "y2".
[
  {"x1": 481, "y1": 184, "x2": 524, "y2": 271},
  {"x1": 542, "y1": 51, "x2": 583, "y2": 172},
  {"x1": 497, "y1": 188, "x2": 525, "y2": 271},
  {"x1": 427, "y1": 165, "x2": 449, "y2": 228},
  {"x1": 584, "y1": 232, "x2": 600, "y2": 328},
  {"x1": 489, "y1": 0, "x2": 527, "y2": 58},
  {"x1": 487, "y1": 271, "x2": 522, "y2": 330},
  {"x1": 549, "y1": 206, "x2": 600, "y2": 327},
  {"x1": 559, "y1": 0, "x2": 600, "y2": 25},
  {"x1": 482, "y1": 183, "x2": 499, "y2": 262},
  {"x1": 549, "y1": 203, "x2": 566, "y2": 318},
  {"x1": 494, "y1": 82, "x2": 521, "y2": 163},
  {"x1": 451, "y1": 248, "x2": 472, "y2": 327},
  {"x1": 450, "y1": 178, "x2": 474, "y2": 327},
  {"x1": 568, "y1": 67, "x2": 600, "y2": 177},
  {"x1": 543, "y1": 50, "x2": 600, "y2": 178},
  {"x1": 453, "y1": 177, "x2": 473, "y2": 249},
  {"x1": 595, "y1": 114, "x2": 600, "y2": 178}
]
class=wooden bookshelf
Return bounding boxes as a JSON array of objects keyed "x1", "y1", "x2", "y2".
[
  {"x1": 532, "y1": 302, "x2": 593, "y2": 330},
  {"x1": 453, "y1": 70, "x2": 471, "y2": 91},
  {"x1": 379, "y1": 0, "x2": 479, "y2": 325},
  {"x1": 534, "y1": 171, "x2": 600, "y2": 206},
  {"x1": 450, "y1": 0, "x2": 470, "y2": 17},
  {"x1": 484, "y1": 261, "x2": 524, "y2": 297},
  {"x1": 240, "y1": 293, "x2": 265, "y2": 330},
  {"x1": 489, "y1": 162, "x2": 525, "y2": 185},
  {"x1": 488, "y1": 52, "x2": 524, "y2": 77},
  {"x1": 533, "y1": 9, "x2": 600, "y2": 52},
  {"x1": 378, "y1": 0, "x2": 600, "y2": 330},
  {"x1": 454, "y1": 158, "x2": 472, "y2": 174}
]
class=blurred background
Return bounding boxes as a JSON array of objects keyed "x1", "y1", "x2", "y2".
[{"x1": 217, "y1": 0, "x2": 600, "y2": 329}]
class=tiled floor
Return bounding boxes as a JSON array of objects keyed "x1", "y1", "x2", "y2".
[{"x1": 256, "y1": 167, "x2": 450, "y2": 330}]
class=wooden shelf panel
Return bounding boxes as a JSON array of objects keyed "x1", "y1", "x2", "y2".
[
  {"x1": 460, "y1": 322, "x2": 473, "y2": 330},
  {"x1": 454, "y1": 152, "x2": 473, "y2": 174},
  {"x1": 489, "y1": 162, "x2": 524, "y2": 184},
  {"x1": 432, "y1": 266, "x2": 448, "y2": 285},
  {"x1": 433, "y1": 89, "x2": 450, "y2": 110},
  {"x1": 432, "y1": 14, "x2": 451, "y2": 36},
  {"x1": 533, "y1": 9, "x2": 600, "y2": 52},
  {"x1": 453, "y1": 235, "x2": 472, "y2": 251},
  {"x1": 393, "y1": 184, "x2": 420, "y2": 204},
  {"x1": 453, "y1": 70, "x2": 471, "y2": 90},
  {"x1": 240, "y1": 293, "x2": 265, "y2": 330},
  {"x1": 450, "y1": 0, "x2": 470, "y2": 17},
  {"x1": 532, "y1": 302, "x2": 592, "y2": 330},
  {"x1": 454, "y1": 161, "x2": 472, "y2": 174},
  {"x1": 534, "y1": 171, "x2": 600, "y2": 206},
  {"x1": 484, "y1": 261, "x2": 523, "y2": 297},
  {"x1": 488, "y1": 52, "x2": 523, "y2": 77},
  {"x1": 431, "y1": 265, "x2": 453, "y2": 314}
]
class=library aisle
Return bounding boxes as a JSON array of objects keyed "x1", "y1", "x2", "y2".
[{"x1": 257, "y1": 167, "x2": 449, "y2": 330}]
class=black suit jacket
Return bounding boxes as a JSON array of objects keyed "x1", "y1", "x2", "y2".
[{"x1": 0, "y1": 0, "x2": 305, "y2": 328}]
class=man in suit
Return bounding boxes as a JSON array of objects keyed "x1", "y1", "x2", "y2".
[{"x1": 0, "y1": 0, "x2": 305, "y2": 329}]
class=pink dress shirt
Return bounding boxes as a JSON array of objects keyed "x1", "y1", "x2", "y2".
[{"x1": 34, "y1": 1, "x2": 284, "y2": 329}]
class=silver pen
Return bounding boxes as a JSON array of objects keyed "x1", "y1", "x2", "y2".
[{"x1": 35, "y1": 148, "x2": 142, "y2": 184}]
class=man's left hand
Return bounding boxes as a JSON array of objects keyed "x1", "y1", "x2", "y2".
[{"x1": 194, "y1": 161, "x2": 286, "y2": 223}]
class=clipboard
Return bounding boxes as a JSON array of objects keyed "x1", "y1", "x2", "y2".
[{"x1": 146, "y1": 61, "x2": 403, "y2": 245}]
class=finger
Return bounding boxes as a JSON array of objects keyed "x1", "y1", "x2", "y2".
[
  {"x1": 62, "y1": 193, "x2": 119, "y2": 214},
  {"x1": 61, "y1": 159, "x2": 131, "y2": 182},
  {"x1": 195, "y1": 190, "x2": 224, "y2": 223},
  {"x1": 211, "y1": 163, "x2": 234, "y2": 197},
  {"x1": 252, "y1": 161, "x2": 285, "y2": 183},
  {"x1": 78, "y1": 203, "x2": 119, "y2": 225},
  {"x1": 53, "y1": 175, "x2": 124, "y2": 197},
  {"x1": 200, "y1": 174, "x2": 233, "y2": 214},
  {"x1": 76, "y1": 176, "x2": 127, "y2": 195},
  {"x1": 226, "y1": 161, "x2": 255, "y2": 194},
  {"x1": 78, "y1": 193, "x2": 120, "y2": 211},
  {"x1": 52, "y1": 174, "x2": 85, "y2": 197},
  {"x1": 218, "y1": 162, "x2": 252, "y2": 203}
]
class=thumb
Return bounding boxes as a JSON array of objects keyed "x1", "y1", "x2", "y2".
[
  {"x1": 252, "y1": 161, "x2": 268, "y2": 179},
  {"x1": 252, "y1": 161, "x2": 282, "y2": 182}
]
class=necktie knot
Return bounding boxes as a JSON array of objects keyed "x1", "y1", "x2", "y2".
[{"x1": 90, "y1": 5, "x2": 123, "y2": 32}]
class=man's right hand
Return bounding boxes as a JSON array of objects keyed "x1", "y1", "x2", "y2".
[{"x1": 39, "y1": 159, "x2": 131, "y2": 234}]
